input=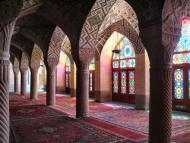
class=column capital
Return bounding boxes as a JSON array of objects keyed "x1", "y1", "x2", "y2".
[
  {"x1": 150, "y1": 63, "x2": 172, "y2": 70},
  {"x1": 20, "y1": 68, "x2": 27, "y2": 73},
  {"x1": 76, "y1": 62, "x2": 89, "y2": 72},
  {"x1": 30, "y1": 66, "x2": 39, "y2": 73}
]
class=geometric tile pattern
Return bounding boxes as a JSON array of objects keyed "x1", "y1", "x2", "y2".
[
  {"x1": 79, "y1": 0, "x2": 116, "y2": 61},
  {"x1": 97, "y1": 19, "x2": 144, "y2": 55},
  {"x1": 31, "y1": 44, "x2": 43, "y2": 69},
  {"x1": 98, "y1": 0, "x2": 139, "y2": 35},
  {"x1": 61, "y1": 36, "x2": 71, "y2": 53},
  {"x1": 47, "y1": 26, "x2": 66, "y2": 67},
  {"x1": 162, "y1": 0, "x2": 187, "y2": 50}
]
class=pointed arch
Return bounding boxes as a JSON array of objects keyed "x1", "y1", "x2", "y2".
[
  {"x1": 98, "y1": 0, "x2": 139, "y2": 35},
  {"x1": 97, "y1": 19, "x2": 144, "y2": 56},
  {"x1": 79, "y1": 0, "x2": 138, "y2": 63}
]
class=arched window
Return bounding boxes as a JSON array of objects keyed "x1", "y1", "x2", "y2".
[
  {"x1": 65, "y1": 58, "x2": 71, "y2": 94},
  {"x1": 173, "y1": 18, "x2": 190, "y2": 110},
  {"x1": 89, "y1": 58, "x2": 95, "y2": 98},
  {"x1": 112, "y1": 36, "x2": 135, "y2": 103}
]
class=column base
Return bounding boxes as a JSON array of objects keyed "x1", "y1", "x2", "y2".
[
  {"x1": 14, "y1": 92, "x2": 19, "y2": 95},
  {"x1": 76, "y1": 115, "x2": 89, "y2": 119},
  {"x1": 30, "y1": 98, "x2": 39, "y2": 101},
  {"x1": 47, "y1": 103, "x2": 56, "y2": 107}
]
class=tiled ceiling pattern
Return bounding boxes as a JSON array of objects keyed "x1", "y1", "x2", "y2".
[{"x1": 98, "y1": 0, "x2": 139, "y2": 35}]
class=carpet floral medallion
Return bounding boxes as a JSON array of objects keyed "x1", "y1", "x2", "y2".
[{"x1": 11, "y1": 116, "x2": 126, "y2": 143}]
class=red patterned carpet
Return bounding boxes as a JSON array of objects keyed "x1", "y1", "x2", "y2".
[
  {"x1": 11, "y1": 116, "x2": 127, "y2": 143},
  {"x1": 10, "y1": 94, "x2": 190, "y2": 142},
  {"x1": 10, "y1": 105, "x2": 66, "y2": 120},
  {"x1": 91, "y1": 108, "x2": 190, "y2": 137},
  {"x1": 10, "y1": 95, "x2": 143, "y2": 143}
]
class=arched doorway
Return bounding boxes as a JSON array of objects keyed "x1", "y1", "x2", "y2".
[
  {"x1": 112, "y1": 37, "x2": 136, "y2": 104},
  {"x1": 65, "y1": 57, "x2": 71, "y2": 94},
  {"x1": 89, "y1": 58, "x2": 95, "y2": 98},
  {"x1": 38, "y1": 61, "x2": 47, "y2": 92},
  {"x1": 173, "y1": 18, "x2": 190, "y2": 111},
  {"x1": 26, "y1": 68, "x2": 31, "y2": 93},
  {"x1": 9, "y1": 63, "x2": 14, "y2": 92}
]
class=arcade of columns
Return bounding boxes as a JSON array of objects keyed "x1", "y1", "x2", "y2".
[{"x1": 0, "y1": 0, "x2": 189, "y2": 143}]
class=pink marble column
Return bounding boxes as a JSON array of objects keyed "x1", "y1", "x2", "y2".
[
  {"x1": 30, "y1": 68, "x2": 38, "y2": 100},
  {"x1": 21, "y1": 70, "x2": 27, "y2": 96},
  {"x1": 14, "y1": 71, "x2": 19, "y2": 94},
  {"x1": 46, "y1": 66, "x2": 56, "y2": 106},
  {"x1": 76, "y1": 64, "x2": 89, "y2": 118}
]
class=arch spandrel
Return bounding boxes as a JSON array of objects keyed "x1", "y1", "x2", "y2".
[
  {"x1": 162, "y1": 0, "x2": 189, "y2": 51},
  {"x1": 79, "y1": 0, "x2": 117, "y2": 62},
  {"x1": 98, "y1": 0, "x2": 139, "y2": 35},
  {"x1": 97, "y1": 19, "x2": 144, "y2": 56}
]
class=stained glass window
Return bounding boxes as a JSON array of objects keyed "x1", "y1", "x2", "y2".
[
  {"x1": 112, "y1": 37, "x2": 135, "y2": 68},
  {"x1": 121, "y1": 71, "x2": 127, "y2": 94},
  {"x1": 65, "y1": 75, "x2": 69, "y2": 87},
  {"x1": 120, "y1": 60, "x2": 127, "y2": 68},
  {"x1": 112, "y1": 35, "x2": 136, "y2": 97},
  {"x1": 113, "y1": 72, "x2": 119, "y2": 93},
  {"x1": 119, "y1": 38, "x2": 135, "y2": 59},
  {"x1": 173, "y1": 18, "x2": 190, "y2": 64},
  {"x1": 174, "y1": 69, "x2": 184, "y2": 99},
  {"x1": 129, "y1": 71, "x2": 135, "y2": 94},
  {"x1": 65, "y1": 58, "x2": 70, "y2": 88},
  {"x1": 113, "y1": 61, "x2": 119, "y2": 68}
]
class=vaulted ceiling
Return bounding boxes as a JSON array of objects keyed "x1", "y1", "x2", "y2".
[{"x1": 1, "y1": 0, "x2": 172, "y2": 65}]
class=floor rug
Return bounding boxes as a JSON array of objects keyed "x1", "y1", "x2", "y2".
[
  {"x1": 83, "y1": 117, "x2": 147, "y2": 142},
  {"x1": 10, "y1": 95, "x2": 190, "y2": 142},
  {"x1": 91, "y1": 108, "x2": 190, "y2": 137},
  {"x1": 11, "y1": 116, "x2": 126, "y2": 143},
  {"x1": 10, "y1": 95, "x2": 46, "y2": 107},
  {"x1": 10, "y1": 105, "x2": 66, "y2": 121}
]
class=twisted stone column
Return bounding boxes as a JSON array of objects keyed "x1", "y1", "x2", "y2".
[
  {"x1": 0, "y1": 20, "x2": 17, "y2": 143},
  {"x1": 76, "y1": 64, "x2": 89, "y2": 118},
  {"x1": 30, "y1": 68, "x2": 38, "y2": 100},
  {"x1": 46, "y1": 66, "x2": 56, "y2": 106},
  {"x1": 13, "y1": 71, "x2": 19, "y2": 94},
  {"x1": 21, "y1": 70, "x2": 27, "y2": 96},
  {"x1": 0, "y1": 60, "x2": 10, "y2": 143},
  {"x1": 149, "y1": 64, "x2": 172, "y2": 143}
]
